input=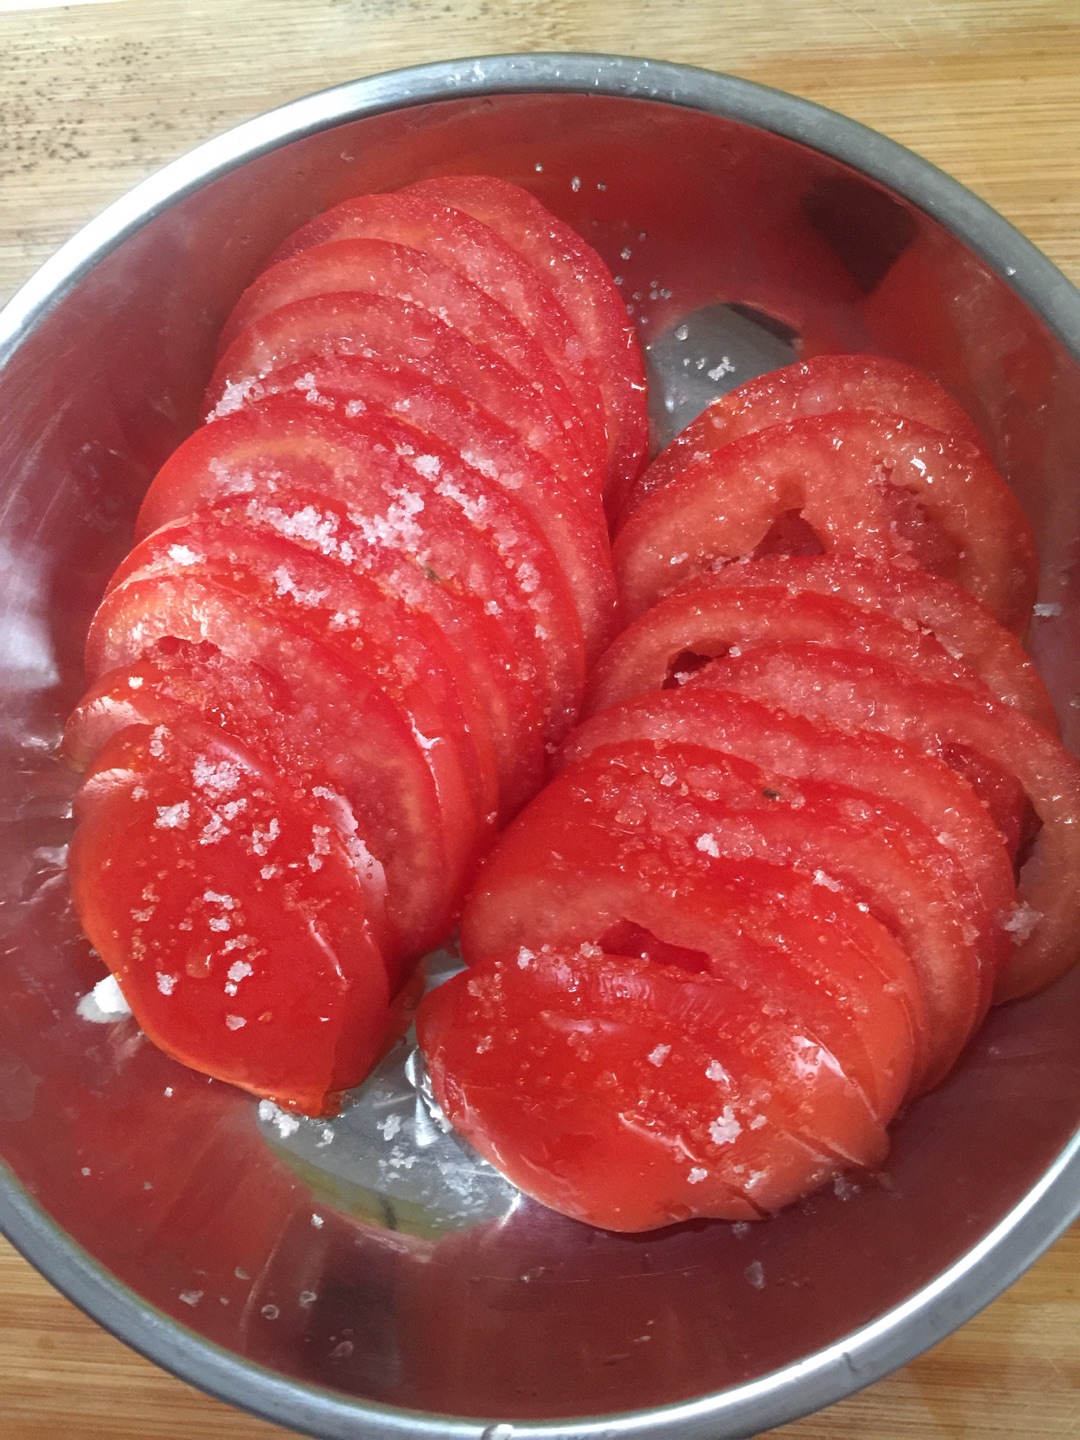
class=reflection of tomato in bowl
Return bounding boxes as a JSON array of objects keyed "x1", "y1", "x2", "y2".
[{"x1": 1, "y1": 53, "x2": 1079, "y2": 1440}]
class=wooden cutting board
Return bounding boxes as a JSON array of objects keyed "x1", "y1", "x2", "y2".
[{"x1": 1, "y1": 2, "x2": 1078, "y2": 1436}]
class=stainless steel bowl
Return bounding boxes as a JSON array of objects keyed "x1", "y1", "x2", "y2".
[{"x1": 1, "y1": 53, "x2": 1079, "y2": 1440}]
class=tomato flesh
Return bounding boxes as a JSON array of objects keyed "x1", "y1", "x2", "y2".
[
  {"x1": 403, "y1": 173, "x2": 649, "y2": 505},
  {"x1": 565, "y1": 739, "x2": 990, "y2": 1087},
  {"x1": 204, "y1": 351, "x2": 619, "y2": 662},
  {"x1": 582, "y1": 579, "x2": 990, "y2": 717},
  {"x1": 676, "y1": 553, "x2": 1056, "y2": 728},
  {"x1": 561, "y1": 684, "x2": 1016, "y2": 1013},
  {"x1": 104, "y1": 508, "x2": 500, "y2": 844},
  {"x1": 618, "y1": 353, "x2": 986, "y2": 521},
  {"x1": 216, "y1": 236, "x2": 602, "y2": 477},
  {"x1": 689, "y1": 643, "x2": 1080, "y2": 1001},
  {"x1": 63, "y1": 641, "x2": 397, "y2": 960},
  {"x1": 262, "y1": 188, "x2": 610, "y2": 481},
  {"x1": 460, "y1": 761, "x2": 921, "y2": 1118},
  {"x1": 420, "y1": 942, "x2": 894, "y2": 1231},
  {"x1": 204, "y1": 292, "x2": 597, "y2": 497},
  {"x1": 70, "y1": 720, "x2": 391, "y2": 1116},
  {"x1": 136, "y1": 396, "x2": 587, "y2": 751},
  {"x1": 613, "y1": 410, "x2": 1038, "y2": 630},
  {"x1": 85, "y1": 568, "x2": 474, "y2": 964}
]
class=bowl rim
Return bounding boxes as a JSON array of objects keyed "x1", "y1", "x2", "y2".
[{"x1": 2, "y1": 50, "x2": 1079, "y2": 1440}]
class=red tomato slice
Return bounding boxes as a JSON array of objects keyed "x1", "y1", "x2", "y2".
[
  {"x1": 559, "y1": 684, "x2": 1016, "y2": 1011},
  {"x1": 690, "y1": 643, "x2": 1080, "y2": 1002},
  {"x1": 419, "y1": 943, "x2": 889, "y2": 1231},
  {"x1": 595, "y1": 901, "x2": 915, "y2": 1124},
  {"x1": 403, "y1": 174, "x2": 649, "y2": 505},
  {"x1": 215, "y1": 236, "x2": 603, "y2": 477},
  {"x1": 582, "y1": 580, "x2": 990, "y2": 717},
  {"x1": 567, "y1": 738, "x2": 990, "y2": 1087},
  {"x1": 62, "y1": 641, "x2": 397, "y2": 959},
  {"x1": 460, "y1": 768, "x2": 921, "y2": 1121},
  {"x1": 104, "y1": 508, "x2": 501, "y2": 841},
  {"x1": 619, "y1": 353, "x2": 986, "y2": 521},
  {"x1": 264, "y1": 188, "x2": 610, "y2": 484},
  {"x1": 70, "y1": 720, "x2": 391, "y2": 1116},
  {"x1": 84, "y1": 569, "x2": 475, "y2": 963},
  {"x1": 205, "y1": 352, "x2": 619, "y2": 662},
  {"x1": 679, "y1": 553, "x2": 1056, "y2": 729},
  {"x1": 203, "y1": 292, "x2": 597, "y2": 499},
  {"x1": 229, "y1": 486, "x2": 548, "y2": 818},
  {"x1": 136, "y1": 397, "x2": 587, "y2": 748},
  {"x1": 612, "y1": 410, "x2": 1038, "y2": 630}
]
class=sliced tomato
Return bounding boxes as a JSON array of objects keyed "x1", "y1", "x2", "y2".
[
  {"x1": 203, "y1": 292, "x2": 596, "y2": 499},
  {"x1": 139, "y1": 397, "x2": 586, "y2": 713},
  {"x1": 560, "y1": 684, "x2": 1016, "y2": 1005},
  {"x1": 63, "y1": 641, "x2": 399, "y2": 960},
  {"x1": 596, "y1": 901, "x2": 916, "y2": 1124},
  {"x1": 419, "y1": 943, "x2": 889, "y2": 1231},
  {"x1": 215, "y1": 236, "x2": 603, "y2": 477},
  {"x1": 582, "y1": 579, "x2": 990, "y2": 716},
  {"x1": 264, "y1": 188, "x2": 610, "y2": 484},
  {"x1": 618, "y1": 353, "x2": 986, "y2": 521},
  {"x1": 136, "y1": 397, "x2": 586, "y2": 749},
  {"x1": 403, "y1": 174, "x2": 649, "y2": 504},
  {"x1": 679, "y1": 553, "x2": 1056, "y2": 728},
  {"x1": 565, "y1": 738, "x2": 990, "y2": 1087},
  {"x1": 64, "y1": 639, "x2": 288, "y2": 770},
  {"x1": 85, "y1": 568, "x2": 475, "y2": 963},
  {"x1": 612, "y1": 410, "x2": 1038, "y2": 630},
  {"x1": 460, "y1": 765, "x2": 921, "y2": 1119},
  {"x1": 205, "y1": 352, "x2": 619, "y2": 662},
  {"x1": 689, "y1": 643, "x2": 1080, "y2": 1002},
  {"x1": 231, "y1": 486, "x2": 548, "y2": 818},
  {"x1": 475, "y1": 737, "x2": 973, "y2": 1093},
  {"x1": 70, "y1": 720, "x2": 391, "y2": 1116},
  {"x1": 104, "y1": 507, "x2": 501, "y2": 843}
]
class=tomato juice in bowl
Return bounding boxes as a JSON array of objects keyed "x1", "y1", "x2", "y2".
[{"x1": 1, "y1": 53, "x2": 1079, "y2": 1440}]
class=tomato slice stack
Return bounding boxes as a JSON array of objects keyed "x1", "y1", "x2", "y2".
[
  {"x1": 419, "y1": 354, "x2": 1080, "y2": 1232},
  {"x1": 64, "y1": 176, "x2": 643, "y2": 1115}
]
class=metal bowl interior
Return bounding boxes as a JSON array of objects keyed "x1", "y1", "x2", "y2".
[{"x1": 1, "y1": 54, "x2": 1079, "y2": 1440}]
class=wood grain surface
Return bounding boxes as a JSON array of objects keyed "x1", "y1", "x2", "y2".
[{"x1": 1, "y1": 1, "x2": 1079, "y2": 1437}]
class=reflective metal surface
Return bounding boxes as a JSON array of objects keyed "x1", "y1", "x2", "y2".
[{"x1": 0, "y1": 53, "x2": 1079, "y2": 1440}]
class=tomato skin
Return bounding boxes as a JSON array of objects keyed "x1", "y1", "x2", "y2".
[
  {"x1": 612, "y1": 410, "x2": 1038, "y2": 630},
  {"x1": 618, "y1": 353, "x2": 986, "y2": 523},
  {"x1": 70, "y1": 720, "x2": 391, "y2": 1117},
  {"x1": 419, "y1": 944, "x2": 888, "y2": 1231}
]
